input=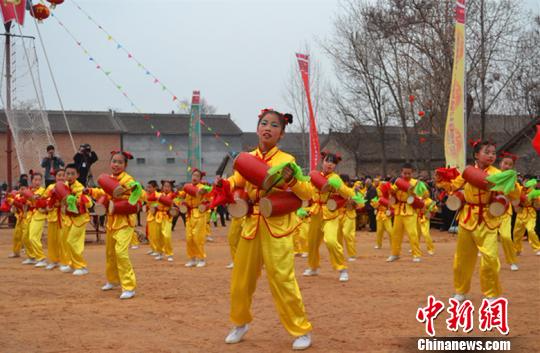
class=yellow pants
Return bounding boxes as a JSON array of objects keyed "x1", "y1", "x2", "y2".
[
  {"x1": 47, "y1": 221, "x2": 61, "y2": 263},
  {"x1": 454, "y1": 224, "x2": 501, "y2": 298},
  {"x1": 391, "y1": 215, "x2": 421, "y2": 258},
  {"x1": 340, "y1": 215, "x2": 357, "y2": 258},
  {"x1": 130, "y1": 231, "x2": 140, "y2": 246},
  {"x1": 499, "y1": 214, "x2": 517, "y2": 264},
  {"x1": 12, "y1": 220, "x2": 24, "y2": 255},
  {"x1": 59, "y1": 222, "x2": 71, "y2": 267},
  {"x1": 186, "y1": 216, "x2": 206, "y2": 259},
  {"x1": 376, "y1": 218, "x2": 393, "y2": 248},
  {"x1": 28, "y1": 218, "x2": 46, "y2": 261},
  {"x1": 67, "y1": 224, "x2": 87, "y2": 269},
  {"x1": 227, "y1": 217, "x2": 243, "y2": 261},
  {"x1": 160, "y1": 220, "x2": 173, "y2": 256},
  {"x1": 293, "y1": 220, "x2": 309, "y2": 255},
  {"x1": 418, "y1": 220, "x2": 434, "y2": 252},
  {"x1": 21, "y1": 218, "x2": 31, "y2": 257},
  {"x1": 307, "y1": 214, "x2": 347, "y2": 271},
  {"x1": 106, "y1": 226, "x2": 136, "y2": 291},
  {"x1": 230, "y1": 221, "x2": 312, "y2": 337},
  {"x1": 147, "y1": 221, "x2": 159, "y2": 253},
  {"x1": 513, "y1": 217, "x2": 540, "y2": 253}
]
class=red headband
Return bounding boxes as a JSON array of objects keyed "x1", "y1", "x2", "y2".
[
  {"x1": 192, "y1": 168, "x2": 206, "y2": 177},
  {"x1": 110, "y1": 150, "x2": 134, "y2": 160},
  {"x1": 468, "y1": 139, "x2": 481, "y2": 148},
  {"x1": 499, "y1": 151, "x2": 518, "y2": 162}
]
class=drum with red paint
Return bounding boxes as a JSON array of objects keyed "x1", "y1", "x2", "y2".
[
  {"x1": 233, "y1": 152, "x2": 281, "y2": 190},
  {"x1": 259, "y1": 191, "x2": 302, "y2": 218},
  {"x1": 228, "y1": 188, "x2": 250, "y2": 218},
  {"x1": 406, "y1": 195, "x2": 425, "y2": 209},
  {"x1": 462, "y1": 166, "x2": 489, "y2": 191},
  {"x1": 446, "y1": 190, "x2": 465, "y2": 211},
  {"x1": 309, "y1": 171, "x2": 330, "y2": 192},
  {"x1": 183, "y1": 183, "x2": 200, "y2": 197},
  {"x1": 158, "y1": 194, "x2": 174, "y2": 208},
  {"x1": 488, "y1": 194, "x2": 509, "y2": 217},
  {"x1": 395, "y1": 178, "x2": 412, "y2": 192},
  {"x1": 97, "y1": 174, "x2": 125, "y2": 198},
  {"x1": 94, "y1": 195, "x2": 109, "y2": 216},
  {"x1": 326, "y1": 195, "x2": 347, "y2": 211},
  {"x1": 108, "y1": 199, "x2": 139, "y2": 215}
]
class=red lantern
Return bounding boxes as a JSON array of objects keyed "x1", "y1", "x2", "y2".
[
  {"x1": 418, "y1": 111, "x2": 425, "y2": 118},
  {"x1": 408, "y1": 95, "x2": 415, "y2": 103},
  {"x1": 31, "y1": 4, "x2": 50, "y2": 21},
  {"x1": 46, "y1": 0, "x2": 64, "y2": 8}
]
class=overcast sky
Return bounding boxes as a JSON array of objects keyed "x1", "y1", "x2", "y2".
[{"x1": 9, "y1": 0, "x2": 540, "y2": 132}]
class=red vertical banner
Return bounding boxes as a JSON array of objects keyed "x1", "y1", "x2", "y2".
[
  {"x1": 296, "y1": 53, "x2": 320, "y2": 171},
  {"x1": 0, "y1": 0, "x2": 26, "y2": 25}
]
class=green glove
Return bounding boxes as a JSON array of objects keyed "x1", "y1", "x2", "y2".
[
  {"x1": 267, "y1": 162, "x2": 289, "y2": 176},
  {"x1": 414, "y1": 181, "x2": 428, "y2": 197},
  {"x1": 372, "y1": 196, "x2": 379, "y2": 203},
  {"x1": 487, "y1": 170, "x2": 517, "y2": 195},
  {"x1": 127, "y1": 181, "x2": 143, "y2": 205},
  {"x1": 201, "y1": 185, "x2": 212, "y2": 193},
  {"x1": 352, "y1": 192, "x2": 365, "y2": 205},
  {"x1": 525, "y1": 179, "x2": 538, "y2": 189},
  {"x1": 528, "y1": 189, "x2": 540, "y2": 201},
  {"x1": 328, "y1": 175, "x2": 343, "y2": 190},
  {"x1": 66, "y1": 194, "x2": 78, "y2": 213},
  {"x1": 289, "y1": 162, "x2": 310, "y2": 182},
  {"x1": 296, "y1": 208, "x2": 309, "y2": 218}
]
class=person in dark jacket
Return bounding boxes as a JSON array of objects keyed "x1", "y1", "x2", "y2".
[
  {"x1": 73, "y1": 144, "x2": 98, "y2": 186},
  {"x1": 41, "y1": 145, "x2": 65, "y2": 187}
]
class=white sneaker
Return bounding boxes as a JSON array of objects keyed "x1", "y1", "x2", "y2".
[
  {"x1": 8, "y1": 253, "x2": 20, "y2": 258},
  {"x1": 226, "y1": 262, "x2": 234, "y2": 269},
  {"x1": 167, "y1": 256, "x2": 174, "y2": 262},
  {"x1": 303, "y1": 268, "x2": 319, "y2": 277},
  {"x1": 119, "y1": 290, "x2": 136, "y2": 300},
  {"x1": 101, "y1": 282, "x2": 119, "y2": 291},
  {"x1": 386, "y1": 255, "x2": 399, "y2": 262},
  {"x1": 412, "y1": 257, "x2": 421, "y2": 263},
  {"x1": 60, "y1": 266, "x2": 73, "y2": 273},
  {"x1": 428, "y1": 250, "x2": 435, "y2": 256},
  {"x1": 207, "y1": 236, "x2": 215, "y2": 242},
  {"x1": 34, "y1": 260, "x2": 48, "y2": 268},
  {"x1": 374, "y1": 245, "x2": 381, "y2": 249},
  {"x1": 339, "y1": 270, "x2": 349, "y2": 282},
  {"x1": 22, "y1": 258, "x2": 36, "y2": 265},
  {"x1": 154, "y1": 254, "x2": 163, "y2": 261},
  {"x1": 185, "y1": 259, "x2": 197, "y2": 267},
  {"x1": 146, "y1": 250, "x2": 154, "y2": 255},
  {"x1": 45, "y1": 262, "x2": 58, "y2": 270},
  {"x1": 301, "y1": 253, "x2": 308, "y2": 258},
  {"x1": 225, "y1": 324, "x2": 249, "y2": 344},
  {"x1": 196, "y1": 260, "x2": 206, "y2": 268},
  {"x1": 452, "y1": 293, "x2": 466, "y2": 302},
  {"x1": 73, "y1": 268, "x2": 89, "y2": 276},
  {"x1": 536, "y1": 251, "x2": 540, "y2": 256},
  {"x1": 347, "y1": 257, "x2": 357, "y2": 262},
  {"x1": 510, "y1": 264, "x2": 519, "y2": 271},
  {"x1": 130, "y1": 245, "x2": 139, "y2": 250},
  {"x1": 292, "y1": 333, "x2": 312, "y2": 350}
]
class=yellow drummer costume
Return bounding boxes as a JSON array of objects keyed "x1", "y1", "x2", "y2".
[
  {"x1": 44, "y1": 183, "x2": 63, "y2": 268},
  {"x1": 27, "y1": 185, "x2": 48, "y2": 265},
  {"x1": 145, "y1": 190, "x2": 161, "y2": 255},
  {"x1": 155, "y1": 190, "x2": 175, "y2": 260},
  {"x1": 6, "y1": 192, "x2": 26, "y2": 257},
  {"x1": 227, "y1": 215, "x2": 245, "y2": 265},
  {"x1": 64, "y1": 180, "x2": 93, "y2": 272},
  {"x1": 225, "y1": 146, "x2": 312, "y2": 338},
  {"x1": 339, "y1": 200, "x2": 358, "y2": 260},
  {"x1": 305, "y1": 172, "x2": 354, "y2": 274},
  {"x1": 293, "y1": 207, "x2": 310, "y2": 256},
  {"x1": 437, "y1": 165, "x2": 520, "y2": 298},
  {"x1": 513, "y1": 181, "x2": 540, "y2": 255},
  {"x1": 90, "y1": 171, "x2": 142, "y2": 294},
  {"x1": 178, "y1": 183, "x2": 210, "y2": 265},
  {"x1": 417, "y1": 198, "x2": 437, "y2": 255},
  {"x1": 370, "y1": 195, "x2": 393, "y2": 249}
]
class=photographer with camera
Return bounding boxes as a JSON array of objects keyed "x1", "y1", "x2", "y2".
[
  {"x1": 41, "y1": 145, "x2": 65, "y2": 187},
  {"x1": 73, "y1": 143, "x2": 98, "y2": 186}
]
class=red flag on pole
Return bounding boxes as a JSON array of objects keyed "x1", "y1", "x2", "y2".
[
  {"x1": 0, "y1": 0, "x2": 26, "y2": 25},
  {"x1": 532, "y1": 124, "x2": 540, "y2": 156},
  {"x1": 296, "y1": 53, "x2": 320, "y2": 171}
]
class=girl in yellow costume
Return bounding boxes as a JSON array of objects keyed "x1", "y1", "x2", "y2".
[
  {"x1": 43, "y1": 169, "x2": 66, "y2": 270},
  {"x1": 220, "y1": 109, "x2": 312, "y2": 350},
  {"x1": 90, "y1": 151, "x2": 144, "y2": 300},
  {"x1": 513, "y1": 177, "x2": 540, "y2": 256},
  {"x1": 60, "y1": 164, "x2": 93, "y2": 276},
  {"x1": 303, "y1": 151, "x2": 355, "y2": 282},
  {"x1": 154, "y1": 180, "x2": 176, "y2": 262},
  {"x1": 226, "y1": 215, "x2": 245, "y2": 269},
  {"x1": 6, "y1": 186, "x2": 28, "y2": 258},
  {"x1": 371, "y1": 182, "x2": 393, "y2": 249},
  {"x1": 339, "y1": 178, "x2": 360, "y2": 262},
  {"x1": 497, "y1": 153, "x2": 520, "y2": 270},
  {"x1": 293, "y1": 206, "x2": 310, "y2": 258},
  {"x1": 179, "y1": 169, "x2": 211, "y2": 268},
  {"x1": 386, "y1": 163, "x2": 428, "y2": 263},
  {"x1": 436, "y1": 141, "x2": 520, "y2": 300},
  {"x1": 417, "y1": 197, "x2": 437, "y2": 256},
  {"x1": 25, "y1": 173, "x2": 48, "y2": 268},
  {"x1": 144, "y1": 180, "x2": 160, "y2": 256}
]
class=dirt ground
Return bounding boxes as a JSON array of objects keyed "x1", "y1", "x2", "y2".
[{"x1": 0, "y1": 223, "x2": 538, "y2": 353}]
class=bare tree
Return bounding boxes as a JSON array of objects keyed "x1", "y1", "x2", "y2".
[{"x1": 178, "y1": 97, "x2": 217, "y2": 116}]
